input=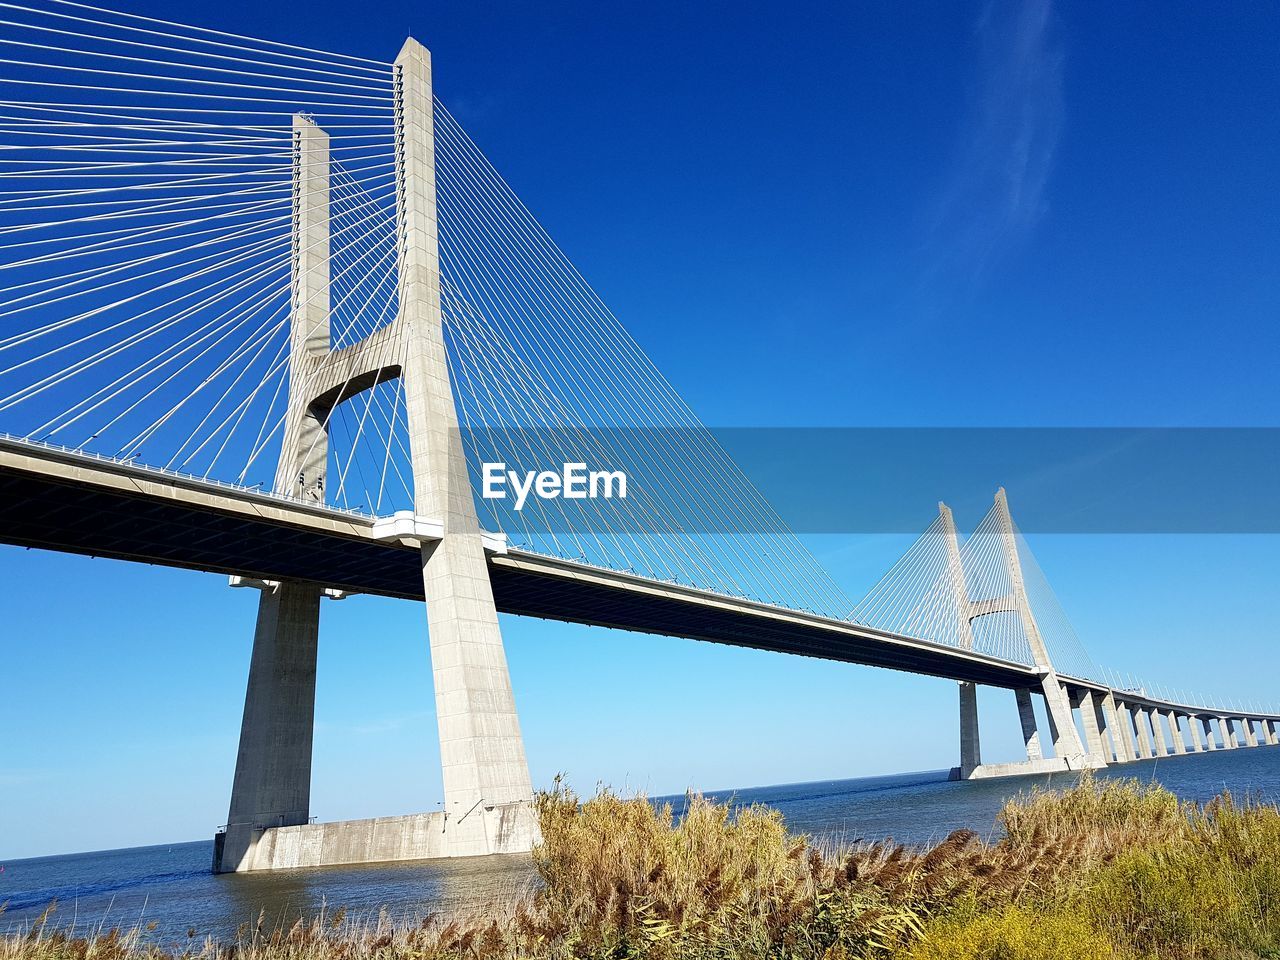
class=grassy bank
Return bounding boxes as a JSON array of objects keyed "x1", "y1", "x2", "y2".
[{"x1": 6, "y1": 775, "x2": 1280, "y2": 959}]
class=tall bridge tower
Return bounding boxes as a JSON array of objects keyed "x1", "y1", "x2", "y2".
[{"x1": 215, "y1": 38, "x2": 534, "y2": 874}]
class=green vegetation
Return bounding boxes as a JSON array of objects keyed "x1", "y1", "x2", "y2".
[{"x1": 6, "y1": 775, "x2": 1280, "y2": 959}]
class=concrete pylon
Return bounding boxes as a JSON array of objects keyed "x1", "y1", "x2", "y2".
[
  {"x1": 940, "y1": 503, "x2": 980, "y2": 778},
  {"x1": 1015, "y1": 688, "x2": 1043, "y2": 761},
  {"x1": 993, "y1": 489, "x2": 1089, "y2": 766},
  {"x1": 1133, "y1": 707, "x2": 1154, "y2": 758},
  {"x1": 215, "y1": 45, "x2": 535, "y2": 873},
  {"x1": 1150, "y1": 709, "x2": 1169, "y2": 757},
  {"x1": 1243, "y1": 719, "x2": 1259, "y2": 748},
  {"x1": 1100, "y1": 693, "x2": 1131, "y2": 762},
  {"x1": 217, "y1": 117, "x2": 331, "y2": 873},
  {"x1": 1217, "y1": 717, "x2": 1235, "y2": 749},
  {"x1": 1265, "y1": 720, "x2": 1279, "y2": 746},
  {"x1": 1074, "y1": 689, "x2": 1109, "y2": 763},
  {"x1": 1201, "y1": 716, "x2": 1217, "y2": 750},
  {"x1": 1166, "y1": 710, "x2": 1186, "y2": 754},
  {"x1": 1186, "y1": 714, "x2": 1203, "y2": 752},
  {"x1": 394, "y1": 38, "x2": 534, "y2": 834}
]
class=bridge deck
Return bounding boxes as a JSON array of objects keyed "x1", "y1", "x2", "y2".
[
  {"x1": 4, "y1": 438, "x2": 1277, "y2": 723},
  {"x1": 0, "y1": 438, "x2": 1039, "y2": 686}
]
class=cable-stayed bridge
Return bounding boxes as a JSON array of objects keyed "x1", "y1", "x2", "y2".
[{"x1": 0, "y1": 1, "x2": 1275, "y2": 873}]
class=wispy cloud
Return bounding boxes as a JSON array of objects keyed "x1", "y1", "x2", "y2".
[{"x1": 922, "y1": 0, "x2": 1064, "y2": 292}]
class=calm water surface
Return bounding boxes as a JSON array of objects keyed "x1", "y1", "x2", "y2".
[{"x1": 3, "y1": 746, "x2": 1278, "y2": 947}]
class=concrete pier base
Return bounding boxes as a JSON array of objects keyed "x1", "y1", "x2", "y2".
[
  {"x1": 220, "y1": 801, "x2": 537, "y2": 872},
  {"x1": 959, "y1": 755, "x2": 1101, "y2": 780}
]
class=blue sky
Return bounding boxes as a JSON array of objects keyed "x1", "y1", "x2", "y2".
[{"x1": 3, "y1": 0, "x2": 1280, "y2": 859}]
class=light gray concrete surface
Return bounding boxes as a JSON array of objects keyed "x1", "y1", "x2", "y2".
[
  {"x1": 217, "y1": 581, "x2": 322, "y2": 872},
  {"x1": 394, "y1": 37, "x2": 534, "y2": 834},
  {"x1": 230, "y1": 801, "x2": 537, "y2": 871},
  {"x1": 1186, "y1": 714, "x2": 1204, "y2": 752},
  {"x1": 1217, "y1": 717, "x2": 1236, "y2": 749},
  {"x1": 1075, "y1": 688, "x2": 1110, "y2": 766},
  {"x1": 1150, "y1": 709, "x2": 1169, "y2": 756},
  {"x1": 1015, "y1": 688, "x2": 1043, "y2": 761},
  {"x1": 1101, "y1": 693, "x2": 1131, "y2": 762},
  {"x1": 994, "y1": 490, "x2": 1086, "y2": 763},
  {"x1": 1133, "y1": 706, "x2": 1155, "y2": 759},
  {"x1": 1165, "y1": 710, "x2": 1186, "y2": 754},
  {"x1": 958, "y1": 681, "x2": 981, "y2": 777}
]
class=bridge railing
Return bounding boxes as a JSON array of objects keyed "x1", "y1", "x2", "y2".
[{"x1": 0, "y1": 433, "x2": 376, "y2": 521}]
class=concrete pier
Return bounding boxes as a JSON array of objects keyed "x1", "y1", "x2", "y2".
[
  {"x1": 1150, "y1": 709, "x2": 1169, "y2": 757},
  {"x1": 217, "y1": 582, "x2": 321, "y2": 872},
  {"x1": 1016, "y1": 687, "x2": 1044, "y2": 761},
  {"x1": 1166, "y1": 710, "x2": 1186, "y2": 754},
  {"x1": 1074, "y1": 689, "x2": 1110, "y2": 766},
  {"x1": 1133, "y1": 706, "x2": 1154, "y2": 759},
  {"x1": 1216, "y1": 717, "x2": 1234, "y2": 749},
  {"x1": 958, "y1": 681, "x2": 981, "y2": 778},
  {"x1": 1101, "y1": 693, "x2": 1131, "y2": 762},
  {"x1": 1187, "y1": 714, "x2": 1203, "y2": 751},
  {"x1": 1243, "y1": 719, "x2": 1259, "y2": 748}
]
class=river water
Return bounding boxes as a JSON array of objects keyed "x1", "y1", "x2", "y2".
[{"x1": 3, "y1": 746, "x2": 1278, "y2": 948}]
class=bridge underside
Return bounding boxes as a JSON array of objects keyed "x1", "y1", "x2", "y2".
[{"x1": 0, "y1": 448, "x2": 1036, "y2": 688}]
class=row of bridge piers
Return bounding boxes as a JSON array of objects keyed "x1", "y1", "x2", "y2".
[{"x1": 956, "y1": 680, "x2": 1280, "y2": 780}]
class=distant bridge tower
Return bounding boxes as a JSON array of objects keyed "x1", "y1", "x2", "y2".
[
  {"x1": 215, "y1": 38, "x2": 535, "y2": 873},
  {"x1": 946, "y1": 490, "x2": 1106, "y2": 779}
]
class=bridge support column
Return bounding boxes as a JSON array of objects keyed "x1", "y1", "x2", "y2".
[
  {"x1": 1132, "y1": 706, "x2": 1154, "y2": 759},
  {"x1": 1015, "y1": 687, "x2": 1043, "y2": 761},
  {"x1": 1243, "y1": 719, "x2": 1259, "y2": 748},
  {"x1": 1216, "y1": 717, "x2": 1234, "y2": 749},
  {"x1": 1150, "y1": 709, "x2": 1169, "y2": 757},
  {"x1": 1186, "y1": 714, "x2": 1203, "y2": 752},
  {"x1": 1201, "y1": 717, "x2": 1217, "y2": 750},
  {"x1": 1265, "y1": 720, "x2": 1279, "y2": 746},
  {"x1": 396, "y1": 38, "x2": 534, "y2": 852},
  {"x1": 1165, "y1": 711, "x2": 1185, "y2": 754},
  {"x1": 1101, "y1": 693, "x2": 1131, "y2": 762},
  {"x1": 215, "y1": 581, "x2": 321, "y2": 873},
  {"x1": 1182, "y1": 716, "x2": 1203, "y2": 752},
  {"x1": 958, "y1": 682, "x2": 981, "y2": 778},
  {"x1": 1073, "y1": 689, "x2": 1109, "y2": 767}
]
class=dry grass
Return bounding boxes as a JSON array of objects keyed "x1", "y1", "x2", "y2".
[{"x1": 5, "y1": 774, "x2": 1279, "y2": 960}]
